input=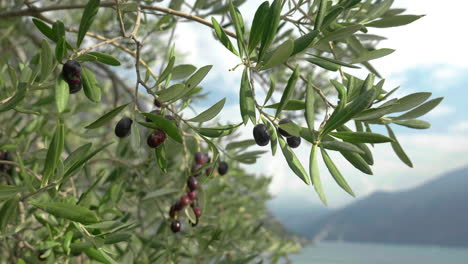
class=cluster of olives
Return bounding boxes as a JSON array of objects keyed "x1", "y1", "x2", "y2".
[
  {"x1": 168, "y1": 152, "x2": 229, "y2": 233},
  {"x1": 114, "y1": 100, "x2": 178, "y2": 150},
  {"x1": 253, "y1": 118, "x2": 301, "y2": 148},
  {"x1": 62, "y1": 60, "x2": 83, "y2": 94},
  {"x1": 0, "y1": 151, "x2": 12, "y2": 172}
]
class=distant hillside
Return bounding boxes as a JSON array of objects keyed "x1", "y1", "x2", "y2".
[
  {"x1": 268, "y1": 198, "x2": 329, "y2": 236},
  {"x1": 304, "y1": 166, "x2": 468, "y2": 247}
]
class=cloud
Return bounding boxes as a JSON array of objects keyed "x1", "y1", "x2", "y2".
[{"x1": 450, "y1": 121, "x2": 468, "y2": 134}]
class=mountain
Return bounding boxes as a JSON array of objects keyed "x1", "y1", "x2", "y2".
[
  {"x1": 303, "y1": 166, "x2": 468, "y2": 247},
  {"x1": 268, "y1": 198, "x2": 329, "y2": 236}
]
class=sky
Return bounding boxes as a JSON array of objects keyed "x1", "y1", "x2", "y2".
[{"x1": 169, "y1": 0, "x2": 468, "y2": 208}]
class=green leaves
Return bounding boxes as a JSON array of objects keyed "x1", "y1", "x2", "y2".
[
  {"x1": 351, "y1": 48, "x2": 395, "y2": 63},
  {"x1": 185, "y1": 65, "x2": 212, "y2": 89},
  {"x1": 391, "y1": 97, "x2": 443, "y2": 120},
  {"x1": 239, "y1": 68, "x2": 256, "y2": 125},
  {"x1": 156, "y1": 83, "x2": 186, "y2": 102},
  {"x1": 275, "y1": 66, "x2": 299, "y2": 118},
  {"x1": 77, "y1": 0, "x2": 101, "y2": 48},
  {"x1": 310, "y1": 144, "x2": 327, "y2": 205},
  {"x1": 389, "y1": 92, "x2": 432, "y2": 113},
  {"x1": 0, "y1": 198, "x2": 18, "y2": 232},
  {"x1": 211, "y1": 17, "x2": 239, "y2": 56},
  {"x1": 248, "y1": 1, "x2": 270, "y2": 55},
  {"x1": 292, "y1": 31, "x2": 319, "y2": 57},
  {"x1": 82, "y1": 67, "x2": 101, "y2": 103},
  {"x1": 0, "y1": 185, "x2": 25, "y2": 201},
  {"x1": 260, "y1": 39, "x2": 294, "y2": 70},
  {"x1": 42, "y1": 120, "x2": 65, "y2": 186},
  {"x1": 258, "y1": 0, "x2": 282, "y2": 60},
  {"x1": 393, "y1": 120, "x2": 431, "y2": 129},
  {"x1": 55, "y1": 75, "x2": 69, "y2": 113},
  {"x1": 278, "y1": 137, "x2": 311, "y2": 185},
  {"x1": 55, "y1": 37, "x2": 67, "y2": 62},
  {"x1": 196, "y1": 123, "x2": 241, "y2": 138},
  {"x1": 320, "y1": 85, "x2": 376, "y2": 137},
  {"x1": 172, "y1": 64, "x2": 197, "y2": 80},
  {"x1": 320, "y1": 147, "x2": 355, "y2": 197},
  {"x1": 366, "y1": 15, "x2": 424, "y2": 28},
  {"x1": 265, "y1": 100, "x2": 305, "y2": 110},
  {"x1": 386, "y1": 124, "x2": 413, "y2": 167},
  {"x1": 40, "y1": 40, "x2": 53, "y2": 82},
  {"x1": 228, "y1": 0, "x2": 246, "y2": 57},
  {"x1": 29, "y1": 201, "x2": 100, "y2": 224},
  {"x1": 32, "y1": 18, "x2": 56, "y2": 41},
  {"x1": 189, "y1": 98, "x2": 226, "y2": 122},
  {"x1": 141, "y1": 113, "x2": 183, "y2": 143},
  {"x1": 85, "y1": 103, "x2": 130, "y2": 129},
  {"x1": 0, "y1": 82, "x2": 28, "y2": 113},
  {"x1": 155, "y1": 144, "x2": 167, "y2": 173},
  {"x1": 330, "y1": 131, "x2": 394, "y2": 143},
  {"x1": 87, "y1": 52, "x2": 121, "y2": 66}
]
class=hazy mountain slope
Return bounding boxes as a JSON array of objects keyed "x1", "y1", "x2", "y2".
[{"x1": 304, "y1": 166, "x2": 468, "y2": 247}]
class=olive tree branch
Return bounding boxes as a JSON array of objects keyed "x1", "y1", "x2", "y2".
[{"x1": 1, "y1": 1, "x2": 334, "y2": 108}]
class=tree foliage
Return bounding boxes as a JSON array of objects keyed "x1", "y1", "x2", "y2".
[{"x1": 0, "y1": 0, "x2": 439, "y2": 263}]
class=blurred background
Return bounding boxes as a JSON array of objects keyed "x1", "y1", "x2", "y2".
[{"x1": 172, "y1": 0, "x2": 468, "y2": 263}]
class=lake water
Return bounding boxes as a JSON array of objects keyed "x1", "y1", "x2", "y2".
[{"x1": 289, "y1": 242, "x2": 468, "y2": 264}]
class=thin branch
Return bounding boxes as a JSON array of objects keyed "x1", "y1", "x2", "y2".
[{"x1": 73, "y1": 36, "x2": 124, "y2": 58}]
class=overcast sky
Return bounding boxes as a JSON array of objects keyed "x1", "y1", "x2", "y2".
[{"x1": 170, "y1": 0, "x2": 468, "y2": 208}]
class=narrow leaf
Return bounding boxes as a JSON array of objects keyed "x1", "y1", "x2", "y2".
[
  {"x1": 77, "y1": 0, "x2": 101, "y2": 48},
  {"x1": 81, "y1": 67, "x2": 101, "y2": 103},
  {"x1": 211, "y1": 17, "x2": 239, "y2": 56},
  {"x1": 393, "y1": 120, "x2": 431, "y2": 129},
  {"x1": 248, "y1": 1, "x2": 270, "y2": 54},
  {"x1": 239, "y1": 68, "x2": 256, "y2": 125},
  {"x1": 189, "y1": 98, "x2": 226, "y2": 122},
  {"x1": 351, "y1": 48, "x2": 395, "y2": 63},
  {"x1": 260, "y1": 39, "x2": 294, "y2": 70},
  {"x1": 55, "y1": 75, "x2": 69, "y2": 113},
  {"x1": 275, "y1": 66, "x2": 299, "y2": 118},
  {"x1": 392, "y1": 97, "x2": 443, "y2": 120},
  {"x1": 320, "y1": 147, "x2": 355, "y2": 197},
  {"x1": 330, "y1": 131, "x2": 394, "y2": 143},
  {"x1": 185, "y1": 65, "x2": 212, "y2": 89},
  {"x1": 386, "y1": 124, "x2": 413, "y2": 167},
  {"x1": 278, "y1": 137, "x2": 311, "y2": 185},
  {"x1": 30, "y1": 201, "x2": 99, "y2": 224},
  {"x1": 85, "y1": 102, "x2": 130, "y2": 129},
  {"x1": 291, "y1": 30, "x2": 319, "y2": 56},
  {"x1": 310, "y1": 144, "x2": 327, "y2": 204},
  {"x1": 87, "y1": 52, "x2": 121, "y2": 66},
  {"x1": 366, "y1": 15, "x2": 424, "y2": 28}
]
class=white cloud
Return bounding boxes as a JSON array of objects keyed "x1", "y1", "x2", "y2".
[
  {"x1": 450, "y1": 121, "x2": 468, "y2": 134},
  {"x1": 371, "y1": 0, "x2": 468, "y2": 76}
]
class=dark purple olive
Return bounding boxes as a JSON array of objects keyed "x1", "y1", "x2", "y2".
[
  {"x1": 171, "y1": 220, "x2": 181, "y2": 233},
  {"x1": 154, "y1": 98, "x2": 162, "y2": 108},
  {"x1": 188, "y1": 191, "x2": 197, "y2": 201},
  {"x1": 147, "y1": 129, "x2": 166, "y2": 148},
  {"x1": 191, "y1": 163, "x2": 202, "y2": 177},
  {"x1": 287, "y1": 136, "x2": 301, "y2": 148},
  {"x1": 194, "y1": 152, "x2": 208, "y2": 165},
  {"x1": 217, "y1": 161, "x2": 228, "y2": 175},
  {"x1": 115, "y1": 117, "x2": 133, "y2": 138},
  {"x1": 193, "y1": 207, "x2": 202, "y2": 218},
  {"x1": 253, "y1": 124, "x2": 270, "y2": 146},
  {"x1": 180, "y1": 195, "x2": 190, "y2": 206},
  {"x1": 187, "y1": 176, "x2": 199, "y2": 191}
]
